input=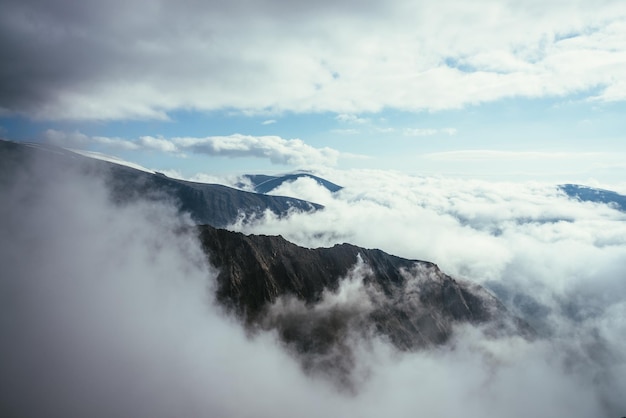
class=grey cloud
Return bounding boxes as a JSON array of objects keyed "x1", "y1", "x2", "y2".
[{"x1": 2, "y1": 0, "x2": 625, "y2": 120}]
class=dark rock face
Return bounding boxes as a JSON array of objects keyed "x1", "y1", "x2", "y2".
[
  {"x1": 198, "y1": 225, "x2": 525, "y2": 381},
  {"x1": 0, "y1": 139, "x2": 321, "y2": 227}
]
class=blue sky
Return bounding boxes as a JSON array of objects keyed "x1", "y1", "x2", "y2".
[{"x1": 1, "y1": 0, "x2": 626, "y2": 183}]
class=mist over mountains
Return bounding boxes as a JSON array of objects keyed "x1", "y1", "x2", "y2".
[
  {"x1": 1, "y1": 139, "x2": 625, "y2": 417},
  {"x1": 199, "y1": 224, "x2": 531, "y2": 386},
  {"x1": 0, "y1": 140, "x2": 321, "y2": 228}
]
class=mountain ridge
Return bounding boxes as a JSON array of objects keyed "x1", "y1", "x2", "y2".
[
  {"x1": 0, "y1": 139, "x2": 322, "y2": 227},
  {"x1": 197, "y1": 224, "x2": 529, "y2": 382},
  {"x1": 239, "y1": 172, "x2": 343, "y2": 194}
]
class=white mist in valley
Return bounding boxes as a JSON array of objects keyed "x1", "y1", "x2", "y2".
[
  {"x1": 230, "y1": 170, "x2": 626, "y2": 415},
  {"x1": 1, "y1": 159, "x2": 625, "y2": 417}
]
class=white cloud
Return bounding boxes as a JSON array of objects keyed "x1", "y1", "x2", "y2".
[
  {"x1": 3, "y1": 0, "x2": 626, "y2": 120},
  {"x1": 403, "y1": 127, "x2": 457, "y2": 137},
  {"x1": 335, "y1": 114, "x2": 370, "y2": 124},
  {"x1": 173, "y1": 134, "x2": 340, "y2": 166},
  {"x1": 227, "y1": 173, "x2": 626, "y2": 416},
  {"x1": 262, "y1": 119, "x2": 277, "y2": 125},
  {"x1": 229, "y1": 170, "x2": 626, "y2": 334},
  {"x1": 44, "y1": 129, "x2": 139, "y2": 150},
  {"x1": 2, "y1": 158, "x2": 626, "y2": 416},
  {"x1": 138, "y1": 135, "x2": 179, "y2": 152},
  {"x1": 43, "y1": 130, "x2": 342, "y2": 167}
]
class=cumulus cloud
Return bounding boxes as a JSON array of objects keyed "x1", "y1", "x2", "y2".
[
  {"x1": 45, "y1": 129, "x2": 139, "y2": 150},
  {"x1": 43, "y1": 130, "x2": 342, "y2": 166},
  {"x1": 173, "y1": 134, "x2": 340, "y2": 166},
  {"x1": 2, "y1": 155, "x2": 626, "y2": 417},
  {"x1": 137, "y1": 135, "x2": 179, "y2": 152},
  {"x1": 1, "y1": 0, "x2": 625, "y2": 120},
  {"x1": 335, "y1": 114, "x2": 370, "y2": 124}
]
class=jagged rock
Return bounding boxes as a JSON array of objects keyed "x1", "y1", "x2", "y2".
[{"x1": 198, "y1": 225, "x2": 528, "y2": 365}]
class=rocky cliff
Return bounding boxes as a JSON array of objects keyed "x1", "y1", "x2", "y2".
[{"x1": 198, "y1": 225, "x2": 527, "y2": 382}]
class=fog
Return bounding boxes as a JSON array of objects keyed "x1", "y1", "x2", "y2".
[{"x1": 1, "y1": 160, "x2": 625, "y2": 417}]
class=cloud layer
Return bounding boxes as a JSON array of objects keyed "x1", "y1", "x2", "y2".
[
  {"x1": 1, "y1": 156, "x2": 625, "y2": 417},
  {"x1": 2, "y1": 0, "x2": 625, "y2": 120},
  {"x1": 227, "y1": 170, "x2": 626, "y2": 413}
]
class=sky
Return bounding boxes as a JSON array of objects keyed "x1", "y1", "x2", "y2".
[{"x1": 2, "y1": 0, "x2": 626, "y2": 183}]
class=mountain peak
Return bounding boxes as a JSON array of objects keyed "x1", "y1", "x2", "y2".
[{"x1": 239, "y1": 172, "x2": 343, "y2": 194}]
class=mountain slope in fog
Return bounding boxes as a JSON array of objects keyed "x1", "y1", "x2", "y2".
[
  {"x1": 199, "y1": 225, "x2": 529, "y2": 379},
  {"x1": 0, "y1": 139, "x2": 321, "y2": 227},
  {"x1": 1, "y1": 138, "x2": 529, "y2": 384}
]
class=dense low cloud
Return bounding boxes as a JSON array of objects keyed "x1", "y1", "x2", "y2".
[
  {"x1": 1, "y1": 0, "x2": 625, "y2": 120},
  {"x1": 1, "y1": 157, "x2": 625, "y2": 417},
  {"x1": 228, "y1": 170, "x2": 626, "y2": 413}
]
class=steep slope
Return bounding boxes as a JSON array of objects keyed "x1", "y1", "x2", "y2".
[
  {"x1": 0, "y1": 139, "x2": 321, "y2": 227},
  {"x1": 198, "y1": 225, "x2": 527, "y2": 375}
]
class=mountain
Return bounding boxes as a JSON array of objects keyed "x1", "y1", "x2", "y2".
[
  {"x1": 198, "y1": 225, "x2": 529, "y2": 380},
  {"x1": 559, "y1": 183, "x2": 626, "y2": 212},
  {"x1": 0, "y1": 139, "x2": 321, "y2": 227},
  {"x1": 239, "y1": 172, "x2": 343, "y2": 194},
  {"x1": 1, "y1": 138, "x2": 529, "y2": 384}
]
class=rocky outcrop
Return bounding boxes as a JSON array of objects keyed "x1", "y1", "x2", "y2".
[{"x1": 198, "y1": 225, "x2": 527, "y2": 374}]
